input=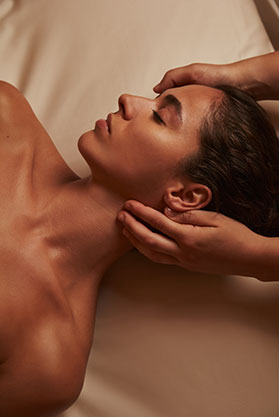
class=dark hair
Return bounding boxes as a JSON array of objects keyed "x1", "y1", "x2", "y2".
[{"x1": 180, "y1": 85, "x2": 279, "y2": 237}]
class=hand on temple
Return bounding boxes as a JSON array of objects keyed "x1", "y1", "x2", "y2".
[
  {"x1": 118, "y1": 200, "x2": 279, "y2": 282},
  {"x1": 154, "y1": 62, "x2": 240, "y2": 93},
  {"x1": 154, "y1": 51, "x2": 279, "y2": 101}
]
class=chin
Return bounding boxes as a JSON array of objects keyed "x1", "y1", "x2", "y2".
[
  {"x1": 77, "y1": 132, "x2": 96, "y2": 170},
  {"x1": 78, "y1": 129, "x2": 93, "y2": 146}
]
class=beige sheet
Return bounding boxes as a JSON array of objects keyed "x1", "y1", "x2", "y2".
[{"x1": 0, "y1": 1, "x2": 278, "y2": 416}]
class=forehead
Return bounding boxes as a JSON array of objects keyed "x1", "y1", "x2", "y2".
[
  {"x1": 161, "y1": 85, "x2": 223, "y2": 122},
  {"x1": 161, "y1": 85, "x2": 223, "y2": 137},
  {"x1": 168, "y1": 84, "x2": 223, "y2": 114}
]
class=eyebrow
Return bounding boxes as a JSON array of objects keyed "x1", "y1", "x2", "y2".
[{"x1": 157, "y1": 93, "x2": 183, "y2": 124}]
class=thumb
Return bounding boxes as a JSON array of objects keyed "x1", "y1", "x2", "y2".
[
  {"x1": 153, "y1": 69, "x2": 179, "y2": 93},
  {"x1": 153, "y1": 66, "x2": 196, "y2": 93},
  {"x1": 164, "y1": 208, "x2": 219, "y2": 226}
]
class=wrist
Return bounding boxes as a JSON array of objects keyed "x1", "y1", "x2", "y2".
[
  {"x1": 232, "y1": 52, "x2": 279, "y2": 101},
  {"x1": 248, "y1": 235, "x2": 279, "y2": 281}
]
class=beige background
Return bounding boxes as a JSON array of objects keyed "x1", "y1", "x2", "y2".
[{"x1": 0, "y1": 1, "x2": 278, "y2": 416}]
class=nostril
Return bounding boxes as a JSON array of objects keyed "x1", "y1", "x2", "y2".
[
  {"x1": 118, "y1": 95, "x2": 127, "y2": 116},
  {"x1": 120, "y1": 102, "x2": 125, "y2": 116}
]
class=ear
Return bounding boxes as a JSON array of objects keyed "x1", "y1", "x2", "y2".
[{"x1": 163, "y1": 181, "x2": 212, "y2": 212}]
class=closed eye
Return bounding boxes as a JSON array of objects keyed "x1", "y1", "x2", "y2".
[{"x1": 152, "y1": 110, "x2": 165, "y2": 126}]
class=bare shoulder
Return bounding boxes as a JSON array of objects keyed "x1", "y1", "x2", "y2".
[
  {"x1": 0, "y1": 80, "x2": 40, "y2": 127},
  {"x1": 0, "y1": 80, "x2": 22, "y2": 95},
  {"x1": 0, "y1": 81, "x2": 54, "y2": 161},
  {"x1": 0, "y1": 80, "x2": 30, "y2": 113},
  {"x1": 0, "y1": 80, "x2": 22, "y2": 98}
]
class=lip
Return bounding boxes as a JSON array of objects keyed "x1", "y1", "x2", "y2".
[{"x1": 95, "y1": 118, "x2": 109, "y2": 133}]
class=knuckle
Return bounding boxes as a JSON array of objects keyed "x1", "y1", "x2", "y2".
[
  {"x1": 163, "y1": 69, "x2": 175, "y2": 82},
  {"x1": 184, "y1": 211, "x2": 192, "y2": 221},
  {"x1": 187, "y1": 63, "x2": 196, "y2": 71},
  {"x1": 189, "y1": 62, "x2": 200, "y2": 68},
  {"x1": 188, "y1": 63, "x2": 202, "y2": 82},
  {"x1": 160, "y1": 73, "x2": 168, "y2": 83},
  {"x1": 165, "y1": 69, "x2": 173, "y2": 77},
  {"x1": 153, "y1": 217, "x2": 164, "y2": 230},
  {"x1": 144, "y1": 235, "x2": 156, "y2": 248}
]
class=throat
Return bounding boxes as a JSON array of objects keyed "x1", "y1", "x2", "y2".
[{"x1": 41, "y1": 176, "x2": 132, "y2": 289}]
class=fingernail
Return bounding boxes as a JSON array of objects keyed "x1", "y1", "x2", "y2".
[{"x1": 165, "y1": 207, "x2": 178, "y2": 217}]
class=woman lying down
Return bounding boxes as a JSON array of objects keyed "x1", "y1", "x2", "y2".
[{"x1": 0, "y1": 76, "x2": 278, "y2": 416}]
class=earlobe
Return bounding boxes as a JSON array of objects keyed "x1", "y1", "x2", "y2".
[{"x1": 164, "y1": 183, "x2": 212, "y2": 212}]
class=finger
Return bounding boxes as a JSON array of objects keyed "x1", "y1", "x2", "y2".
[
  {"x1": 153, "y1": 66, "x2": 196, "y2": 93},
  {"x1": 164, "y1": 208, "x2": 220, "y2": 226},
  {"x1": 118, "y1": 210, "x2": 179, "y2": 256},
  {"x1": 120, "y1": 200, "x2": 184, "y2": 240},
  {"x1": 122, "y1": 228, "x2": 178, "y2": 265}
]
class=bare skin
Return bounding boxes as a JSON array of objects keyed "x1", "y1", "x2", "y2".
[
  {"x1": 1, "y1": 54, "x2": 277, "y2": 414},
  {"x1": 118, "y1": 52, "x2": 279, "y2": 281},
  {"x1": 0, "y1": 82, "x2": 131, "y2": 416},
  {"x1": 0, "y1": 81, "x2": 219, "y2": 416}
]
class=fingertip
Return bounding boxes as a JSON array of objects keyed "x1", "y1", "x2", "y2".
[
  {"x1": 124, "y1": 200, "x2": 135, "y2": 209},
  {"x1": 164, "y1": 207, "x2": 178, "y2": 217},
  {"x1": 125, "y1": 199, "x2": 137, "y2": 204},
  {"x1": 123, "y1": 202, "x2": 131, "y2": 210},
  {"x1": 124, "y1": 200, "x2": 143, "y2": 210},
  {"x1": 118, "y1": 211, "x2": 126, "y2": 222},
  {"x1": 153, "y1": 85, "x2": 160, "y2": 92}
]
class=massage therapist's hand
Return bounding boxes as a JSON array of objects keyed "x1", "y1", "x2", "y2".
[
  {"x1": 118, "y1": 201, "x2": 278, "y2": 281},
  {"x1": 154, "y1": 52, "x2": 279, "y2": 101}
]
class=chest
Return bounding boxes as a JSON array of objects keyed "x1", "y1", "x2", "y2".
[
  {"x1": 0, "y1": 145, "x2": 94, "y2": 361},
  {"x1": 0, "y1": 85, "x2": 89, "y2": 412},
  {"x1": 0, "y1": 223, "x2": 87, "y2": 414},
  {"x1": 0, "y1": 211, "x2": 67, "y2": 357}
]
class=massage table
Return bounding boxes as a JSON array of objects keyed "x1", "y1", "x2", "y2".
[{"x1": 0, "y1": 1, "x2": 278, "y2": 416}]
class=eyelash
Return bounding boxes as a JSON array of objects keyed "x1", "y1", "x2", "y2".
[{"x1": 152, "y1": 110, "x2": 165, "y2": 125}]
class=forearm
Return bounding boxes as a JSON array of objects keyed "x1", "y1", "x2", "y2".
[{"x1": 232, "y1": 51, "x2": 279, "y2": 101}]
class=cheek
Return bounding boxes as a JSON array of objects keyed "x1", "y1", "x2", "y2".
[
  {"x1": 118, "y1": 137, "x2": 175, "y2": 178},
  {"x1": 121, "y1": 127, "x2": 181, "y2": 173},
  {"x1": 79, "y1": 126, "x2": 182, "y2": 200},
  {"x1": 111, "y1": 139, "x2": 180, "y2": 197}
]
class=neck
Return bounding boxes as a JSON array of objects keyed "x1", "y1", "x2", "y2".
[{"x1": 40, "y1": 175, "x2": 132, "y2": 286}]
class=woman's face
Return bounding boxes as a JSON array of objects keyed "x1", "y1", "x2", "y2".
[{"x1": 78, "y1": 85, "x2": 222, "y2": 204}]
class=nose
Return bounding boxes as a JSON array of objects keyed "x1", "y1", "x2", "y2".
[{"x1": 118, "y1": 94, "x2": 152, "y2": 120}]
